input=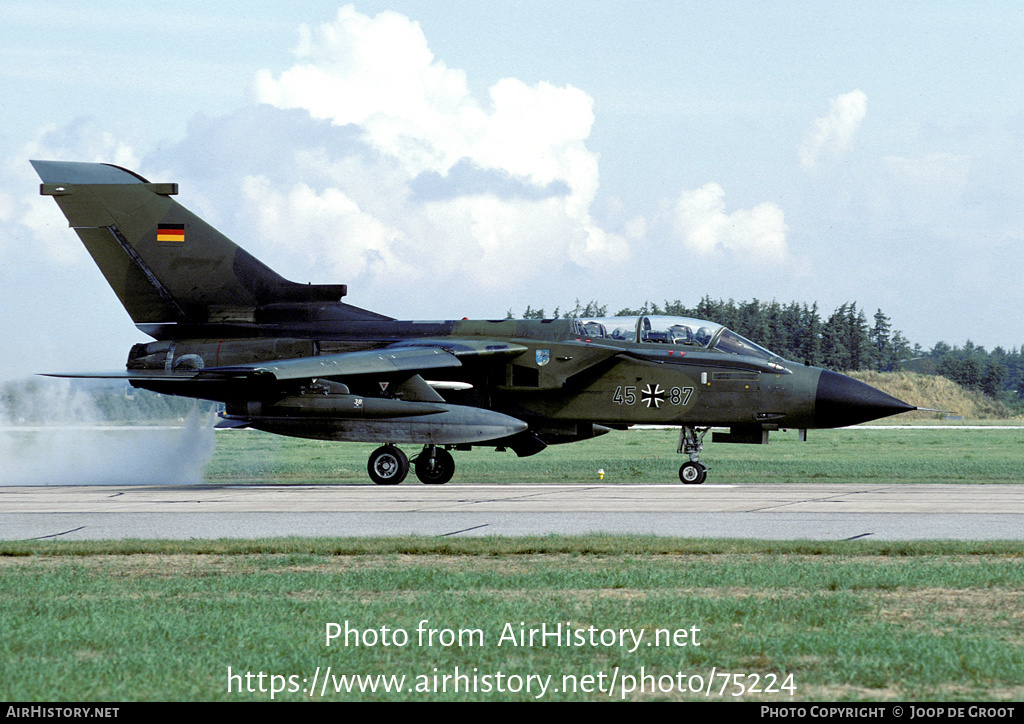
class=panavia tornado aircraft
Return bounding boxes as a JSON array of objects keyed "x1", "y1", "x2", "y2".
[{"x1": 32, "y1": 160, "x2": 918, "y2": 485}]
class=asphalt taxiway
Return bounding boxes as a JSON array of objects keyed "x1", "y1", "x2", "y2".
[{"x1": 3, "y1": 483, "x2": 1023, "y2": 541}]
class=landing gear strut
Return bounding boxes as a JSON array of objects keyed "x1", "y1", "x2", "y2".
[
  {"x1": 367, "y1": 445, "x2": 409, "y2": 485},
  {"x1": 413, "y1": 445, "x2": 455, "y2": 485},
  {"x1": 677, "y1": 426, "x2": 710, "y2": 484}
]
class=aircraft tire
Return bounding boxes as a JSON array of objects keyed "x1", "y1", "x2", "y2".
[
  {"x1": 368, "y1": 445, "x2": 410, "y2": 485},
  {"x1": 414, "y1": 448, "x2": 455, "y2": 485},
  {"x1": 679, "y1": 461, "x2": 707, "y2": 485}
]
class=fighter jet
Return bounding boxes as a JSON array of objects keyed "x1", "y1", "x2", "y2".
[{"x1": 32, "y1": 160, "x2": 917, "y2": 485}]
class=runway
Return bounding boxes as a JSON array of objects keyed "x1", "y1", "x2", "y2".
[{"x1": 3, "y1": 483, "x2": 1023, "y2": 541}]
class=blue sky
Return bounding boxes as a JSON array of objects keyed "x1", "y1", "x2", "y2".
[{"x1": 1, "y1": 1, "x2": 1022, "y2": 380}]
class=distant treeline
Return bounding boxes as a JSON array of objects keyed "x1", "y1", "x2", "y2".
[{"x1": 509, "y1": 296, "x2": 1024, "y2": 406}]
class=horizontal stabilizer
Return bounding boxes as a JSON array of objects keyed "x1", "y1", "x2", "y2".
[{"x1": 40, "y1": 370, "x2": 200, "y2": 381}]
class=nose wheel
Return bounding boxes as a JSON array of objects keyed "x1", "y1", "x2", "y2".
[
  {"x1": 679, "y1": 461, "x2": 708, "y2": 485},
  {"x1": 677, "y1": 426, "x2": 710, "y2": 484}
]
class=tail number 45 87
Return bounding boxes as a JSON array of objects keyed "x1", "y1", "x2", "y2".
[{"x1": 613, "y1": 385, "x2": 693, "y2": 409}]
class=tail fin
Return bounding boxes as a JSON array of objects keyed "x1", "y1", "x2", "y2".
[{"x1": 32, "y1": 160, "x2": 348, "y2": 336}]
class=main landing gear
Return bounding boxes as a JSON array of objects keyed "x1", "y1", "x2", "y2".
[
  {"x1": 367, "y1": 444, "x2": 455, "y2": 485},
  {"x1": 677, "y1": 426, "x2": 710, "y2": 485}
]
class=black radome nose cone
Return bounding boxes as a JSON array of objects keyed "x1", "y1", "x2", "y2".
[{"x1": 815, "y1": 369, "x2": 916, "y2": 428}]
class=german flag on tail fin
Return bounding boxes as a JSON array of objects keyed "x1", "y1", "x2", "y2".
[{"x1": 156, "y1": 223, "x2": 185, "y2": 243}]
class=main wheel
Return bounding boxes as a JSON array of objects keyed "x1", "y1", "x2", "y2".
[
  {"x1": 368, "y1": 445, "x2": 409, "y2": 485},
  {"x1": 414, "y1": 447, "x2": 455, "y2": 485},
  {"x1": 679, "y1": 461, "x2": 707, "y2": 485}
]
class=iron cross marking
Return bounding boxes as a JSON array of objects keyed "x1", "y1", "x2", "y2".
[{"x1": 641, "y1": 383, "x2": 666, "y2": 409}]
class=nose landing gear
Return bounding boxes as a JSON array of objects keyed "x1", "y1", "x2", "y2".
[{"x1": 677, "y1": 426, "x2": 710, "y2": 484}]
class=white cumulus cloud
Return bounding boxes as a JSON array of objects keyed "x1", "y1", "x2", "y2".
[
  {"x1": 240, "y1": 175, "x2": 408, "y2": 281},
  {"x1": 248, "y1": 2, "x2": 627, "y2": 302},
  {"x1": 669, "y1": 183, "x2": 788, "y2": 262},
  {"x1": 254, "y1": 4, "x2": 599, "y2": 203},
  {"x1": 799, "y1": 89, "x2": 867, "y2": 170},
  {"x1": 255, "y1": 6, "x2": 472, "y2": 176}
]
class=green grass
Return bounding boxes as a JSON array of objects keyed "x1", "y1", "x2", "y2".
[
  {"x1": 2, "y1": 538, "x2": 1022, "y2": 702},
  {"x1": 206, "y1": 426, "x2": 1024, "y2": 485}
]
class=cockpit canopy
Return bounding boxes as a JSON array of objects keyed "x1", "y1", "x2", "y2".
[{"x1": 571, "y1": 315, "x2": 780, "y2": 362}]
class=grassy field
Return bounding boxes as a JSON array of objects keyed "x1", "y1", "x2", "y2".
[
  {"x1": 206, "y1": 425, "x2": 1024, "y2": 485},
  {"x1": 1, "y1": 538, "x2": 1023, "y2": 702}
]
